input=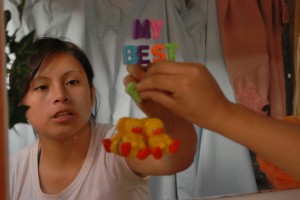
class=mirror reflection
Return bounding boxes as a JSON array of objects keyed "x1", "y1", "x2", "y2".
[{"x1": 4, "y1": 0, "x2": 300, "y2": 199}]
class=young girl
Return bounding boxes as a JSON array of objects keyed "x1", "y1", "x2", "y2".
[{"x1": 9, "y1": 37, "x2": 197, "y2": 200}]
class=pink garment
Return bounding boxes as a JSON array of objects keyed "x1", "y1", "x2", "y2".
[
  {"x1": 217, "y1": 0, "x2": 289, "y2": 118},
  {"x1": 258, "y1": 0, "x2": 289, "y2": 118}
]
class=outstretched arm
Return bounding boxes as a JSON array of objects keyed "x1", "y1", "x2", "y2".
[
  {"x1": 123, "y1": 63, "x2": 197, "y2": 176},
  {"x1": 125, "y1": 61, "x2": 300, "y2": 180}
]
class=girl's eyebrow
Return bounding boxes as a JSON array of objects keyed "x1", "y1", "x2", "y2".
[
  {"x1": 32, "y1": 76, "x2": 48, "y2": 83},
  {"x1": 64, "y1": 70, "x2": 85, "y2": 76},
  {"x1": 33, "y1": 70, "x2": 84, "y2": 81}
]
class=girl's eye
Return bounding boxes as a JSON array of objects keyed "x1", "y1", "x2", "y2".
[
  {"x1": 67, "y1": 80, "x2": 79, "y2": 86},
  {"x1": 34, "y1": 85, "x2": 48, "y2": 91}
]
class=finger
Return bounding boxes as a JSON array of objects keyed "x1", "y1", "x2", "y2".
[
  {"x1": 123, "y1": 74, "x2": 138, "y2": 87},
  {"x1": 146, "y1": 60, "x2": 198, "y2": 76},
  {"x1": 136, "y1": 74, "x2": 179, "y2": 94},
  {"x1": 139, "y1": 90, "x2": 178, "y2": 112},
  {"x1": 127, "y1": 64, "x2": 147, "y2": 81}
]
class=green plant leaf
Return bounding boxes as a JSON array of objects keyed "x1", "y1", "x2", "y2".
[
  {"x1": 9, "y1": 105, "x2": 29, "y2": 129},
  {"x1": 9, "y1": 30, "x2": 36, "y2": 56},
  {"x1": 4, "y1": 0, "x2": 36, "y2": 129}
]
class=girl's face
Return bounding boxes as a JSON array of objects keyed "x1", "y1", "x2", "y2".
[{"x1": 23, "y1": 53, "x2": 95, "y2": 140}]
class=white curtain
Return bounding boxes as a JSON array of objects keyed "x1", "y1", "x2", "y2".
[{"x1": 5, "y1": 0, "x2": 257, "y2": 199}]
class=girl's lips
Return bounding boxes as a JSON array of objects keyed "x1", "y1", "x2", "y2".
[
  {"x1": 53, "y1": 111, "x2": 72, "y2": 118},
  {"x1": 52, "y1": 111, "x2": 74, "y2": 122}
]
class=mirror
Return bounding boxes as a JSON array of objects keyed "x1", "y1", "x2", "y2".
[{"x1": 3, "y1": 0, "x2": 300, "y2": 199}]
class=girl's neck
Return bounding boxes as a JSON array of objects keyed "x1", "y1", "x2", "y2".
[
  {"x1": 38, "y1": 122, "x2": 92, "y2": 169},
  {"x1": 37, "y1": 122, "x2": 93, "y2": 194}
]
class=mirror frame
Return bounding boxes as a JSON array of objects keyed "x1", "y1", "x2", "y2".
[{"x1": 0, "y1": 0, "x2": 9, "y2": 199}]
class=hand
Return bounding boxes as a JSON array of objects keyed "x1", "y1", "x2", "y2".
[
  {"x1": 124, "y1": 62, "x2": 197, "y2": 175},
  {"x1": 123, "y1": 64, "x2": 179, "y2": 123},
  {"x1": 125, "y1": 61, "x2": 232, "y2": 129}
]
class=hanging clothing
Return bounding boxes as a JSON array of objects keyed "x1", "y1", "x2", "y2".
[
  {"x1": 259, "y1": 0, "x2": 289, "y2": 119},
  {"x1": 217, "y1": 0, "x2": 293, "y2": 192},
  {"x1": 217, "y1": 0, "x2": 289, "y2": 119}
]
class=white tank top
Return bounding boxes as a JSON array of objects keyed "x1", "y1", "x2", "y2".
[{"x1": 9, "y1": 123, "x2": 150, "y2": 200}]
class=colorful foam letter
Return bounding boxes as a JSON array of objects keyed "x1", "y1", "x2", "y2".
[
  {"x1": 165, "y1": 43, "x2": 178, "y2": 61},
  {"x1": 123, "y1": 45, "x2": 138, "y2": 64},
  {"x1": 138, "y1": 45, "x2": 151, "y2": 64},
  {"x1": 132, "y1": 19, "x2": 151, "y2": 40},
  {"x1": 151, "y1": 44, "x2": 166, "y2": 62},
  {"x1": 150, "y1": 19, "x2": 163, "y2": 40},
  {"x1": 126, "y1": 82, "x2": 142, "y2": 103}
]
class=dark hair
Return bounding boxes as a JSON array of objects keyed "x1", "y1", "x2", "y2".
[
  {"x1": 26, "y1": 37, "x2": 94, "y2": 90},
  {"x1": 21, "y1": 37, "x2": 98, "y2": 117}
]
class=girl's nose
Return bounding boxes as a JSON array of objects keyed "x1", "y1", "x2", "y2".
[
  {"x1": 53, "y1": 86, "x2": 69, "y2": 103},
  {"x1": 54, "y1": 95, "x2": 69, "y2": 103}
]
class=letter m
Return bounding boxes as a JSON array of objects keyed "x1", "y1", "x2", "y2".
[{"x1": 132, "y1": 19, "x2": 151, "y2": 40}]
